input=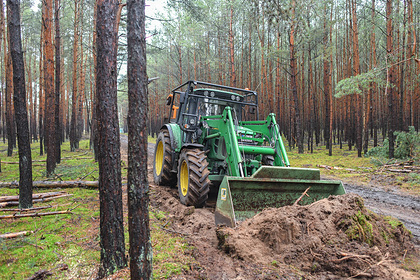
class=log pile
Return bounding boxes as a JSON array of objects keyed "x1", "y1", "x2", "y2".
[{"x1": 382, "y1": 160, "x2": 419, "y2": 173}]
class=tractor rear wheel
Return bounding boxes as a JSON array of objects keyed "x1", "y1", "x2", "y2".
[
  {"x1": 153, "y1": 129, "x2": 176, "y2": 187},
  {"x1": 177, "y1": 148, "x2": 210, "y2": 207}
]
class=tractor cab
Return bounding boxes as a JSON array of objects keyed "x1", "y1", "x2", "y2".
[{"x1": 165, "y1": 81, "x2": 258, "y2": 144}]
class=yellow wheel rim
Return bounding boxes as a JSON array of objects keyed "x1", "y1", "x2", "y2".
[
  {"x1": 180, "y1": 160, "x2": 189, "y2": 196},
  {"x1": 155, "y1": 141, "x2": 164, "y2": 175}
]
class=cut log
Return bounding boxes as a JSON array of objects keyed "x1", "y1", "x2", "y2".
[
  {"x1": 387, "y1": 169, "x2": 412, "y2": 173},
  {"x1": 0, "y1": 210, "x2": 72, "y2": 219},
  {"x1": 0, "y1": 191, "x2": 66, "y2": 203},
  {"x1": 0, "y1": 230, "x2": 34, "y2": 239}
]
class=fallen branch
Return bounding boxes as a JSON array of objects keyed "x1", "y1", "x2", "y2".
[
  {"x1": 79, "y1": 170, "x2": 97, "y2": 181},
  {"x1": 0, "y1": 230, "x2": 34, "y2": 239},
  {"x1": 0, "y1": 210, "x2": 72, "y2": 219},
  {"x1": 0, "y1": 194, "x2": 73, "y2": 208},
  {"x1": 0, "y1": 161, "x2": 44, "y2": 167},
  {"x1": 293, "y1": 187, "x2": 311, "y2": 206},
  {"x1": 0, "y1": 180, "x2": 99, "y2": 189},
  {"x1": 25, "y1": 269, "x2": 53, "y2": 280},
  {"x1": 0, "y1": 205, "x2": 52, "y2": 212}
]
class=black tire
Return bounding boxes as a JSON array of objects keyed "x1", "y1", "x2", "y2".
[
  {"x1": 262, "y1": 155, "x2": 275, "y2": 166},
  {"x1": 153, "y1": 129, "x2": 176, "y2": 187},
  {"x1": 177, "y1": 148, "x2": 210, "y2": 207}
]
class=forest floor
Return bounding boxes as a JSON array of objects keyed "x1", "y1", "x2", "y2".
[{"x1": 0, "y1": 137, "x2": 419, "y2": 279}]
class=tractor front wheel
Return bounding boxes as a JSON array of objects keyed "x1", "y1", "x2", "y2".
[
  {"x1": 153, "y1": 129, "x2": 176, "y2": 187},
  {"x1": 177, "y1": 148, "x2": 210, "y2": 207}
]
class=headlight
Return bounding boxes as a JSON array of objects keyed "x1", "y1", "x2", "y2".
[
  {"x1": 236, "y1": 96, "x2": 240, "y2": 101},
  {"x1": 189, "y1": 118, "x2": 195, "y2": 125},
  {"x1": 231, "y1": 95, "x2": 235, "y2": 100},
  {"x1": 204, "y1": 90, "x2": 209, "y2": 97},
  {"x1": 210, "y1": 91, "x2": 215, "y2": 97}
]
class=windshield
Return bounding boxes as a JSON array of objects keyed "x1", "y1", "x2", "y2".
[{"x1": 198, "y1": 98, "x2": 242, "y2": 120}]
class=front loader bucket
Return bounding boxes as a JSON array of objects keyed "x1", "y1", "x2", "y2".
[{"x1": 215, "y1": 166, "x2": 345, "y2": 227}]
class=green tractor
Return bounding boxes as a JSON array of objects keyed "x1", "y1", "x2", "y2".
[{"x1": 153, "y1": 81, "x2": 345, "y2": 227}]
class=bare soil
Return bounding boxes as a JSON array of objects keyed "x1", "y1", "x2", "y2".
[{"x1": 121, "y1": 137, "x2": 420, "y2": 279}]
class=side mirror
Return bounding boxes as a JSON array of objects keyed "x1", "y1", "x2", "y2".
[
  {"x1": 250, "y1": 107, "x2": 256, "y2": 114},
  {"x1": 166, "y1": 94, "x2": 173, "y2": 106},
  {"x1": 180, "y1": 91, "x2": 186, "y2": 103}
]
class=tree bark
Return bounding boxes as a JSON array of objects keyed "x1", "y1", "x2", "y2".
[
  {"x1": 7, "y1": 0, "x2": 33, "y2": 209},
  {"x1": 44, "y1": 0, "x2": 56, "y2": 174},
  {"x1": 386, "y1": 0, "x2": 397, "y2": 158},
  {"x1": 55, "y1": 0, "x2": 61, "y2": 164},
  {"x1": 96, "y1": 0, "x2": 127, "y2": 277},
  {"x1": 5, "y1": 21, "x2": 15, "y2": 156},
  {"x1": 289, "y1": 0, "x2": 303, "y2": 154},
  {"x1": 351, "y1": 0, "x2": 362, "y2": 157},
  {"x1": 127, "y1": 0, "x2": 152, "y2": 277},
  {"x1": 70, "y1": 0, "x2": 80, "y2": 151}
]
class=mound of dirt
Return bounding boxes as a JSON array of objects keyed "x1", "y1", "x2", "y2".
[{"x1": 217, "y1": 193, "x2": 417, "y2": 279}]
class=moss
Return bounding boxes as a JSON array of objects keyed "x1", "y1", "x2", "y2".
[
  {"x1": 384, "y1": 216, "x2": 404, "y2": 229},
  {"x1": 345, "y1": 211, "x2": 374, "y2": 246}
]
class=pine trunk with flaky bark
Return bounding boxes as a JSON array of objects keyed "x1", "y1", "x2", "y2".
[
  {"x1": 8, "y1": 0, "x2": 33, "y2": 208},
  {"x1": 290, "y1": 0, "x2": 303, "y2": 154},
  {"x1": 127, "y1": 0, "x2": 152, "y2": 277},
  {"x1": 386, "y1": 0, "x2": 397, "y2": 158},
  {"x1": 96, "y1": 0, "x2": 127, "y2": 277},
  {"x1": 44, "y1": 0, "x2": 56, "y2": 174},
  {"x1": 6, "y1": 21, "x2": 16, "y2": 156},
  {"x1": 351, "y1": 0, "x2": 362, "y2": 157},
  {"x1": 55, "y1": 0, "x2": 61, "y2": 164},
  {"x1": 70, "y1": 0, "x2": 80, "y2": 151}
]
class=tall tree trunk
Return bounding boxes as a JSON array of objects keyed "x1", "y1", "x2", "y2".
[
  {"x1": 70, "y1": 0, "x2": 80, "y2": 151},
  {"x1": 91, "y1": 0, "x2": 98, "y2": 160},
  {"x1": 96, "y1": 0, "x2": 127, "y2": 277},
  {"x1": 38, "y1": 8, "x2": 44, "y2": 155},
  {"x1": 5, "y1": 19, "x2": 15, "y2": 156},
  {"x1": 127, "y1": 0, "x2": 152, "y2": 277},
  {"x1": 7, "y1": 0, "x2": 33, "y2": 208},
  {"x1": 44, "y1": 0, "x2": 56, "y2": 175},
  {"x1": 290, "y1": 0, "x2": 303, "y2": 154},
  {"x1": 386, "y1": 0, "x2": 397, "y2": 158},
  {"x1": 323, "y1": 5, "x2": 331, "y2": 154},
  {"x1": 351, "y1": 0, "x2": 362, "y2": 157},
  {"x1": 55, "y1": 0, "x2": 61, "y2": 164},
  {"x1": 228, "y1": 1, "x2": 236, "y2": 87}
]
